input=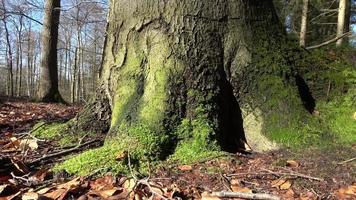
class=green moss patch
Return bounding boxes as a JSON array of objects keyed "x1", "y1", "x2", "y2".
[
  {"x1": 266, "y1": 89, "x2": 355, "y2": 149},
  {"x1": 32, "y1": 121, "x2": 94, "y2": 147}
]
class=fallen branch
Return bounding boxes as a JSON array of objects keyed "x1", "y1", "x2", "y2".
[
  {"x1": 306, "y1": 32, "x2": 352, "y2": 50},
  {"x1": 227, "y1": 169, "x2": 324, "y2": 182},
  {"x1": 27, "y1": 139, "x2": 102, "y2": 166},
  {"x1": 264, "y1": 169, "x2": 324, "y2": 182},
  {"x1": 338, "y1": 157, "x2": 356, "y2": 165},
  {"x1": 210, "y1": 191, "x2": 280, "y2": 200}
]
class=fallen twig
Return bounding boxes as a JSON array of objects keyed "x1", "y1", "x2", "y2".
[
  {"x1": 264, "y1": 169, "x2": 324, "y2": 182},
  {"x1": 227, "y1": 169, "x2": 324, "y2": 182},
  {"x1": 338, "y1": 157, "x2": 356, "y2": 165},
  {"x1": 28, "y1": 139, "x2": 102, "y2": 166},
  {"x1": 210, "y1": 191, "x2": 280, "y2": 200}
]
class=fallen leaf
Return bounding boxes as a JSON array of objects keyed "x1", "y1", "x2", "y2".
[
  {"x1": 30, "y1": 169, "x2": 51, "y2": 182},
  {"x1": 90, "y1": 175, "x2": 116, "y2": 191},
  {"x1": 285, "y1": 189, "x2": 295, "y2": 197},
  {"x1": 36, "y1": 187, "x2": 53, "y2": 195},
  {"x1": 9, "y1": 137, "x2": 20, "y2": 148},
  {"x1": 334, "y1": 184, "x2": 356, "y2": 199},
  {"x1": 280, "y1": 180, "x2": 292, "y2": 190},
  {"x1": 0, "y1": 184, "x2": 9, "y2": 194},
  {"x1": 123, "y1": 178, "x2": 136, "y2": 191},
  {"x1": 115, "y1": 151, "x2": 128, "y2": 161},
  {"x1": 271, "y1": 179, "x2": 287, "y2": 188},
  {"x1": 231, "y1": 185, "x2": 252, "y2": 193},
  {"x1": 43, "y1": 188, "x2": 68, "y2": 200},
  {"x1": 353, "y1": 112, "x2": 356, "y2": 120},
  {"x1": 201, "y1": 192, "x2": 221, "y2": 200},
  {"x1": 230, "y1": 179, "x2": 240, "y2": 185},
  {"x1": 177, "y1": 165, "x2": 192, "y2": 171},
  {"x1": 286, "y1": 160, "x2": 299, "y2": 168},
  {"x1": 20, "y1": 139, "x2": 38, "y2": 150},
  {"x1": 99, "y1": 187, "x2": 121, "y2": 198},
  {"x1": 22, "y1": 192, "x2": 39, "y2": 200}
]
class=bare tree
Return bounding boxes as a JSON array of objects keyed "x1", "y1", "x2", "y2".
[{"x1": 1, "y1": 0, "x2": 14, "y2": 97}]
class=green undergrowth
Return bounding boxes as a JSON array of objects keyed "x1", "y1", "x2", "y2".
[{"x1": 32, "y1": 121, "x2": 93, "y2": 147}]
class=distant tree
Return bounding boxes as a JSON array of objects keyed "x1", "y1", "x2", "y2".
[
  {"x1": 1, "y1": 1, "x2": 14, "y2": 97},
  {"x1": 38, "y1": 0, "x2": 64, "y2": 102}
]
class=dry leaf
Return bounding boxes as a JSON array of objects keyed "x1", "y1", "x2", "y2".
[
  {"x1": 99, "y1": 187, "x2": 121, "y2": 198},
  {"x1": 20, "y1": 139, "x2": 38, "y2": 150},
  {"x1": 43, "y1": 188, "x2": 68, "y2": 200},
  {"x1": 285, "y1": 189, "x2": 295, "y2": 197},
  {"x1": 36, "y1": 187, "x2": 53, "y2": 195},
  {"x1": 177, "y1": 165, "x2": 192, "y2": 171},
  {"x1": 334, "y1": 184, "x2": 356, "y2": 199},
  {"x1": 10, "y1": 137, "x2": 20, "y2": 148},
  {"x1": 22, "y1": 192, "x2": 39, "y2": 200},
  {"x1": 115, "y1": 151, "x2": 128, "y2": 161},
  {"x1": 353, "y1": 112, "x2": 356, "y2": 120},
  {"x1": 230, "y1": 179, "x2": 240, "y2": 185},
  {"x1": 57, "y1": 177, "x2": 81, "y2": 189},
  {"x1": 201, "y1": 192, "x2": 221, "y2": 200},
  {"x1": 90, "y1": 175, "x2": 115, "y2": 191},
  {"x1": 123, "y1": 178, "x2": 136, "y2": 191},
  {"x1": 280, "y1": 180, "x2": 292, "y2": 190},
  {"x1": 286, "y1": 160, "x2": 299, "y2": 168},
  {"x1": 231, "y1": 185, "x2": 252, "y2": 193},
  {"x1": 0, "y1": 184, "x2": 9, "y2": 194},
  {"x1": 271, "y1": 179, "x2": 287, "y2": 188}
]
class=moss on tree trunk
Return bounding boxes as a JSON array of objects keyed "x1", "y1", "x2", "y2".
[{"x1": 54, "y1": 0, "x2": 314, "y2": 175}]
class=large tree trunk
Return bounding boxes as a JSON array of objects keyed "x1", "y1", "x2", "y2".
[
  {"x1": 58, "y1": 0, "x2": 313, "y2": 174},
  {"x1": 38, "y1": 0, "x2": 64, "y2": 103}
]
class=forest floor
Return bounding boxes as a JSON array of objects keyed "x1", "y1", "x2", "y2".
[{"x1": 0, "y1": 99, "x2": 355, "y2": 200}]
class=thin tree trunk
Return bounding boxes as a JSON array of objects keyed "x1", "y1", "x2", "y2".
[
  {"x1": 336, "y1": 0, "x2": 347, "y2": 47},
  {"x1": 1, "y1": 1, "x2": 14, "y2": 97},
  {"x1": 26, "y1": 24, "x2": 32, "y2": 97},
  {"x1": 343, "y1": 0, "x2": 351, "y2": 44},
  {"x1": 299, "y1": 0, "x2": 309, "y2": 47},
  {"x1": 72, "y1": 47, "x2": 78, "y2": 103},
  {"x1": 18, "y1": 16, "x2": 23, "y2": 97}
]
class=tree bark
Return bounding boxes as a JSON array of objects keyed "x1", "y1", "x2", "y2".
[
  {"x1": 299, "y1": 0, "x2": 309, "y2": 47},
  {"x1": 336, "y1": 0, "x2": 347, "y2": 47},
  {"x1": 3, "y1": 17, "x2": 14, "y2": 97},
  {"x1": 38, "y1": 0, "x2": 65, "y2": 103},
  {"x1": 69, "y1": 0, "x2": 312, "y2": 157}
]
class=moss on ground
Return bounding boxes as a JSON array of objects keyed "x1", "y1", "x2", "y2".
[
  {"x1": 264, "y1": 46, "x2": 356, "y2": 149},
  {"x1": 32, "y1": 121, "x2": 94, "y2": 147},
  {"x1": 266, "y1": 81, "x2": 355, "y2": 149}
]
